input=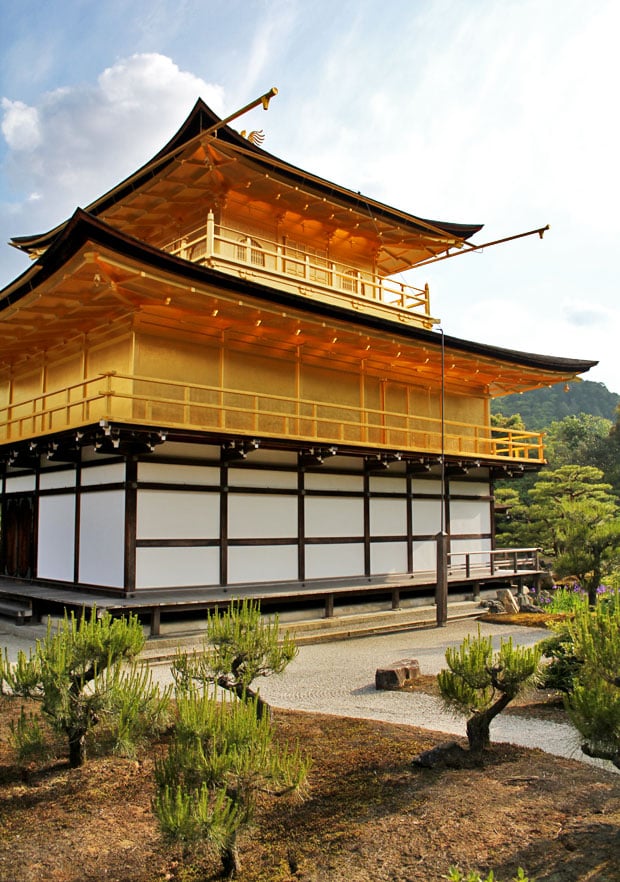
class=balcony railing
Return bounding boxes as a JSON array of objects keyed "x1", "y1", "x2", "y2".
[
  {"x1": 0, "y1": 372, "x2": 545, "y2": 463},
  {"x1": 162, "y1": 213, "x2": 438, "y2": 327}
]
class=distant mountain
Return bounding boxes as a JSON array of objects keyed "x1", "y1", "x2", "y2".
[{"x1": 491, "y1": 380, "x2": 619, "y2": 430}]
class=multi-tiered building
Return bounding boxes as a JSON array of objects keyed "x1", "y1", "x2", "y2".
[{"x1": 0, "y1": 94, "x2": 595, "y2": 622}]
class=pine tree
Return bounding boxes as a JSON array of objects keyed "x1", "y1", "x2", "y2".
[
  {"x1": 153, "y1": 683, "x2": 309, "y2": 877},
  {"x1": 438, "y1": 630, "x2": 541, "y2": 753},
  {"x1": 0, "y1": 609, "x2": 168, "y2": 767},
  {"x1": 565, "y1": 595, "x2": 620, "y2": 768},
  {"x1": 172, "y1": 598, "x2": 297, "y2": 719}
]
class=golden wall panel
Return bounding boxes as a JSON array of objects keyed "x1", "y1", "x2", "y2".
[{"x1": 225, "y1": 348, "x2": 296, "y2": 397}]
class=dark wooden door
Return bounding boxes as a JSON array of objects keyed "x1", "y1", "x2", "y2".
[{"x1": 1, "y1": 497, "x2": 35, "y2": 578}]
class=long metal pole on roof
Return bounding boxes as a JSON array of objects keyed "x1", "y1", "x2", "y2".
[{"x1": 414, "y1": 225, "x2": 550, "y2": 269}]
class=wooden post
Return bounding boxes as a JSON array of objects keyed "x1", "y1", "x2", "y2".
[
  {"x1": 150, "y1": 608, "x2": 161, "y2": 637},
  {"x1": 324, "y1": 594, "x2": 334, "y2": 618},
  {"x1": 206, "y1": 210, "x2": 215, "y2": 258},
  {"x1": 391, "y1": 588, "x2": 400, "y2": 610},
  {"x1": 436, "y1": 531, "x2": 448, "y2": 627}
]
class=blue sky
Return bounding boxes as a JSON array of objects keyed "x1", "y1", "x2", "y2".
[{"x1": 1, "y1": 0, "x2": 619, "y2": 393}]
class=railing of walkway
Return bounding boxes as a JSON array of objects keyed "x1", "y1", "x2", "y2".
[{"x1": 0, "y1": 372, "x2": 545, "y2": 462}]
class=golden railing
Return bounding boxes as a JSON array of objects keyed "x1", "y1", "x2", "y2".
[
  {"x1": 0, "y1": 372, "x2": 545, "y2": 462},
  {"x1": 163, "y1": 214, "x2": 438, "y2": 326}
]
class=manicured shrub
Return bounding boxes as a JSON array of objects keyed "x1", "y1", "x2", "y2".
[
  {"x1": 438, "y1": 630, "x2": 541, "y2": 752},
  {"x1": 0, "y1": 609, "x2": 170, "y2": 767},
  {"x1": 172, "y1": 597, "x2": 297, "y2": 719},
  {"x1": 153, "y1": 683, "x2": 309, "y2": 876}
]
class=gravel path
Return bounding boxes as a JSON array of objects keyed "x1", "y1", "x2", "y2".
[
  {"x1": 2, "y1": 617, "x2": 616, "y2": 773},
  {"x1": 255, "y1": 619, "x2": 597, "y2": 762}
]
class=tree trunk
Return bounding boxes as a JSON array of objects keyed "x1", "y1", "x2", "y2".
[
  {"x1": 218, "y1": 678, "x2": 272, "y2": 720},
  {"x1": 68, "y1": 729, "x2": 87, "y2": 768},
  {"x1": 466, "y1": 693, "x2": 512, "y2": 753},
  {"x1": 221, "y1": 839, "x2": 240, "y2": 877},
  {"x1": 586, "y1": 571, "x2": 601, "y2": 607}
]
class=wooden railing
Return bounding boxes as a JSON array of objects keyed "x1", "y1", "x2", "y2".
[
  {"x1": 162, "y1": 213, "x2": 438, "y2": 326},
  {"x1": 448, "y1": 547, "x2": 541, "y2": 578},
  {"x1": 0, "y1": 372, "x2": 545, "y2": 462}
]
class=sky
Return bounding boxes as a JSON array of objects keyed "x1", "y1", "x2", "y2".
[{"x1": 1, "y1": 0, "x2": 619, "y2": 394}]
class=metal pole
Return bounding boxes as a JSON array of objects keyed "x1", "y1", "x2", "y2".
[
  {"x1": 436, "y1": 327, "x2": 448, "y2": 627},
  {"x1": 414, "y1": 225, "x2": 550, "y2": 270}
]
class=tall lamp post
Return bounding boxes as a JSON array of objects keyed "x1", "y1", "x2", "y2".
[{"x1": 435, "y1": 327, "x2": 448, "y2": 626}]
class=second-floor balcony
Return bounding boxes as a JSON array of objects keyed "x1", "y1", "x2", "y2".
[
  {"x1": 0, "y1": 372, "x2": 545, "y2": 464},
  {"x1": 162, "y1": 213, "x2": 438, "y2": 329}
]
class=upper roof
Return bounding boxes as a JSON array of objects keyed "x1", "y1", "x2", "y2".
[{"x1": 9, "y1": 99, "x2": 483, "y2": 276}]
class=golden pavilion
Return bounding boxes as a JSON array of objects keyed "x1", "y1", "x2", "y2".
[{"x1": 0, "y1": 90, "x2": 596, "y2": 629}]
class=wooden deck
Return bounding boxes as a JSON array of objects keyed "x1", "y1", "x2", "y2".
[{"x1": 0, "y1": 562, "x2": 542, "y2": 637}]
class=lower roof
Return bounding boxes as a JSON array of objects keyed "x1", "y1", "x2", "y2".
[{"x1": 0, "y1": 209, "x2": 597, "y2": 394}]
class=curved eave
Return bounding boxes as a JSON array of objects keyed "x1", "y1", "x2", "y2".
[
  {"x1": 1, "y1": 210, "x2": 597, "y2": 391},
  {"x1": 10, "y1": 98, "x2": 482, "y2": 255}
]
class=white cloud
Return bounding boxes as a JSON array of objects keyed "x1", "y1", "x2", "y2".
[
  {"x1": 1, "y1": 53, "x2": 223, "y2": 228},
  {"x1": 1, "y1": 98, "x2": 41, "y2": 150}
]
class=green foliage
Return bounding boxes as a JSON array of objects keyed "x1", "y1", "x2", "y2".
[
  {"x1": 154, "y1": 782, "x2": 239, "y2": 853},
  {"x1": 565, "y1": 593, "x2": 620, "y2": 768},
  {"x1": 0, "y1": 609, "x2": 169, "y2": 767},
  {"x1": 539, "y1": 625, "x2": 581, "y2": 693},
  {"x1": 543, "y1": 414, "x2": 612, "y2": 469},
  {"x1": 439, "y1": 630, "x2": 541, "y2": 752},
  {"x1": 446, "y1": 869, "x2": 530, "y2": 882},
  {"x1": 9, "y1": 707, "x2": 52, "y2": 764},
  {"x1": 496, "y1": 466, "x2": 620, "y2": 605},
  {"x1": 95, "y1": 663, "x2": 171, "y2": 758},
  {"x1": 153, "y1": 683, "x2": 309, "y2": 875},
  {"x1": 172, "y1": 598, "x2": 297, "y2": 718}
]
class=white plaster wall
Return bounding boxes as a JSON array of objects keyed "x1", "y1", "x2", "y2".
[
  {"x1": 80, "y1": 462, "x2": 125, "y2": 486},
  {"x1": 305, "y1": 497, "x2": 364, "y2": 537},
  {"x1": 228, "y1": 494, "x2": 297, "y2": 539},
  {"x1": 450, "y1": 499, "x2": 491, "y2": 535},
  {"x1": 370, "y1": 541, "x2": 408, "y2": 574},
  {"x1": 39, "y1": 469, "x2": 76, "y2": 490},
  {"x1": 369, "y1": 497, "x2": 407, "y2": 536},
  {"x1": 136, "y1": 546, "x2": 220, "y2": 588},
  {"x1": 4, "y1": 474, "x2": 36, "y2": 493},
  {"x1": 137, "y1": 490, "x2": 219, "y2": 539},
  {"x1": 413, "y1": 499, "x2": 442, "y2": 535},
  {"x1": 305, "y1": 473, "x2": 363, "y2": 492},
  {"x1": 37, "y1": 495, "x2": 75, "y2": 582},
  {"x1": 305, "y1": 543, "x2": 365, "y2": 579},
  {"x1": 78, "y1": 490, "x2": 125, "y2": 588},
  {"x1": 138, "y1": 462, "x2": 219, "y2": 485},
  {"x1": 412, "y1": 539, "x2": 437, "y2": 573},
  {"x1": 450, "y1": 480, "x2": 489, "y2": 496},
  {"x1": 228, "y1": 468, "x2": 297, "y2": 489},
  {"x1": 412, "y1": 478, "x2": 440, "y2": 496},
  {"x1": 369, "y1": 475, "x2": 406, "y2": 494},
  {"x1": 227, "y1": 545, "x2": 298, "y2": 584}
]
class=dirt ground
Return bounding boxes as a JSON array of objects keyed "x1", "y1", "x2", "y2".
[{"x1": 0, "y1": 691, "x2": 618, "y2": 882}]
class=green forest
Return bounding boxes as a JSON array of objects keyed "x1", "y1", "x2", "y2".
[{"x1": 491, "y1": 379, "x2": 619, "y2": 429}]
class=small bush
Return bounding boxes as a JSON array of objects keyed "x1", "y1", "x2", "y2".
[
  {"x1": 446, "y1": 868, "x2": 530, "y2": 882},
  {"x1": 9, "y1": 707, "x2": 52, "y2": 764},
  {"x1": 539, "y1": 626, "x2": 581, "y2": 693}
]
